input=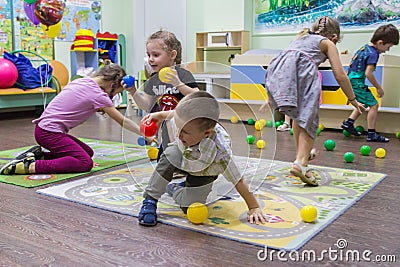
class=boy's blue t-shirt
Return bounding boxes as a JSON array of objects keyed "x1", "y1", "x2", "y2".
[{"x1": 348, "y1": 44, "x2": 379, "y2": 74}]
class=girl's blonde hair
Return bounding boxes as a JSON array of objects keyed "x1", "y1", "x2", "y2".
[
  {"x1": 298, "y1": 16, "x2": 341, "y2": 41},
  {"x1": 147, "y1": 29, "x2": 182, "y2": 64}
]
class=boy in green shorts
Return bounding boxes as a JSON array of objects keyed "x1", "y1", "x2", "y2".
[
  {"x1": 341, "y1": 24, "x2": 399, "y2": 142},
  {"x1": 137, "y1": 91, "x2": 267, "y2": 226}
]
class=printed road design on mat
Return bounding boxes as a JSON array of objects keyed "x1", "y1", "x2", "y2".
[{"x1": 37, "y1": 156, "x2": 387, "y2": 251}]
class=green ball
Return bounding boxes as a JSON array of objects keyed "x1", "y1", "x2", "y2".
[
  {"x1": 290, "y1": 128, "x2": 293, "y2": 135},
  {"x1": 360, "y1": 145, "x2": 371, "y2": 156},
  {"x1": 396, "y1": 131, "x2": 400, "y2": 139},
  {"x1": 247, "y1": 118, "x2": 255, "y2": 125},
  {"x1": 324, "y1": 139, "x2": 336, "y2": 151},
  {"x1": 344, "y1": 152, "x2": 355, "y2": 163},
  {"x1": 317, "y1": 128, "x2": 321, "y2": 136},
  {"x1": 266, "y1": 120, "x2": 273, "y2": 127},
  {"x1": 246, "y1": 135, "x2": 255, "y2": 144},
  {"x1": 355, "y1": 125, "x2": 365, "y2": 134},
  {"x1": 275, "y1": 121, "x2": 282, "y2": 128},
  {"x1": 343, "y1": 129, "x2": 351, "y2": 137}
]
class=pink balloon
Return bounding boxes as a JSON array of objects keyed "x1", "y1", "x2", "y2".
[{"x1": 24, "y1": 2, "x2": 40, "y2": 25}]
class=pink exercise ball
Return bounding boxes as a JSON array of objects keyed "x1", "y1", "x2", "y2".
[{"x1": 0, "y1": 58, "x2": 18, "y2": 88}]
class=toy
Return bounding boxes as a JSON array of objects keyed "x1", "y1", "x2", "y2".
[
  {"x1": 396, "y1": 131, "x2": 400, "y2": 139},
  {"x1": 355, "y1": 125, "x2": 365, "y2": 134},
  {"x1": 259, "y1": 119, "x2": 267, "y2": 126},
  {"x1": 375, "y1": 148, "x2": 386, "y2": 158},
  {"x1": 289, "y1": 128, "x2": 293, "y2": 135},
  {"x1": 344, "y1": 152, "x2": 355, "y2": 163},
  {"x1": 343, "y1": 130, "x2": 351, "y2": 137},
  {"x1": 300, "y1": 205, "x2": 317, "y2": 223},
  {"x1": 187, "y1": 202, "x2": 208, "y2": 224},
  {"x1": 0, "y1": 58, "x2": 18, "y2": 88},
  {"x1": 247, "y1": 118, "x2": 255, "y2": 125},
  {"x1": 317, "y1": 128, "x2": 321, "y2": 136},
  {"x1": 140, "y1": 120, "x2": 158, "y2": 137},
  {"x1": 324, "y1": 139, "x2": 336, "y2": 151},
  {"x1": 266, "y1": 120, "x2": 273, "y2": 127},
  {"x1": 35, "y1": 0, "x2": 65, "y2": 27},
  {"x1": 256, "y1": 139, "x2": 266, "y2": 149},
  {"x1": 230, "y1": 116, "x2": 238, "y2": 124},
  {"x1": 147, "y1": 147, "x2": 159, "y2": 160},
  {"x1": 254, "y1": 121, "x2": 264, "y2": 131},
  {"x1": 123, "y1": 75, "x2": 135, "y2": 87},
  {"x1": 246, "y1": 135, "x2": 255, "y2": 144},
  {"x1": 158, "y1": 67, "x2": 172, "y2": 83},
  {"x1": 318, "y1": 124, "x2": 325, "y2": 131},
  {"x1": 360, "y1": 145, "x2": 371, "y2": 156},
  {"x1": 275, "y1": 121, "x2": 282, "y2": 128},
  {"x1": 137, "y1": 136, "x2": 146, "y2": 146}
]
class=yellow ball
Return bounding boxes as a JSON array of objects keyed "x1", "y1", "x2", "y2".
[
  {"x1": 375, "y1": 148, "x2": 386, "y2": 158},
  {"x1": 254, "y1": 120, "x2": 264, "y2": 131},
  {"x1": 300, "y1": 205, "x2": 318, "y2": 223},
  {"x1": 256, "y1": 139, "x2": 266, "y2": 149},
  {"x1": 147, "y1": 147, "x2": 159, "y2": 160},
  {"x1": 158, "y1": 67, "x2": 172, "y2": 83},
  {"x1": 187, "y1": 202, "x2": 208, "y2": 224},
  {"x1": 259, "y1": 119, "x2": 267, "y2": 126},
  {"x1": 230, "y1": 116, "x2": 239, "y2": 124},
  {"x1": 319, "y1": 123, "x2": 325, "y2": 131}
]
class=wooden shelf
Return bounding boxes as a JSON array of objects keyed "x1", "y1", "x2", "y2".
[{"x1": 195, "y1": 30, "x2": 249, "y2": 72}]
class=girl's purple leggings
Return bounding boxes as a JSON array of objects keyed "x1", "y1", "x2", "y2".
[{"x1": 34, "y1": 126, "x2": 94, "y2": 174}]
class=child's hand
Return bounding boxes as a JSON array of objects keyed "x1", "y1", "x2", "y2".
[
  {"x1": 350, "y1": 99, "x2": 366, "y2": 113},
  {"x1": 247, "y1": 207, "x2": 267, "y2": 224},
  {"x1": 145, "y1": 136, "x2": 158, "y2": 145},
  {"x1": 377, "y1": 88, "x2": 384, "y2": 98},
  {"x1": 141, "y1": 113, "x2": 159, "y2": 124},
  {"x1": 166, "y1": 67, "x2": 182, "y2": 88},
  {"x1": 121, "y1": 80, "x2": 137, "y2": 95}
]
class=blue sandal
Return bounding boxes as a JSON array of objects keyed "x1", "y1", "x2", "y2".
[{"x1": 138, "y1": 199, "x2": 158, "y2": 226}]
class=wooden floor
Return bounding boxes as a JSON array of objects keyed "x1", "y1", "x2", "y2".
[{"x1": 0, "y1": 110, "x2": 399, "y2": 267}]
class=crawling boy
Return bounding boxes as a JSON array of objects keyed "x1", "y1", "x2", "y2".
[{"x1": 137, "y1": 91, "x2": 267, "y2": 226}]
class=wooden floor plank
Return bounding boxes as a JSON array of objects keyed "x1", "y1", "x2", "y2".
[{"x1": 0, "y1": 110, "x2": 399, "y2": 266}]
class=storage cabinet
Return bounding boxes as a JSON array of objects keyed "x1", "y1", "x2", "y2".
[
  {"x1": 70, "y1": 32, "x2": 119, "y2": 77},
  {"x1": 195, "y1": 30, "x2": 249, "y2": 73}
]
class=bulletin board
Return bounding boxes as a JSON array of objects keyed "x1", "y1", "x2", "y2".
[{"x1": 253, "y1": 0, "x2": 400, "y2": 34}]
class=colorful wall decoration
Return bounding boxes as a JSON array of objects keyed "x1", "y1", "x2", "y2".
[
  {"x1": 56, "y1": 0, "x2": 101, "y2": 42},
  {"x1": 0, "y1": 0, "x2": 13, "y2": 54},
  {"x1": 254, "y1": 0, "x2": 400, "y2": 34},
  {"x1": 13, "y1": 0, "x2": 54, "y2": 60}
]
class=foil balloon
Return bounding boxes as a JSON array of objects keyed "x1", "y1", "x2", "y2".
[
  {"x1": 42, "y1": 21, "x2": 62, "y2": 38},
  {"x1": 23, "y1": 2, "x2": 40, "y2": 25},
  {"x1": 35, "y1": 0, "x2": 65, "y2": 27}
]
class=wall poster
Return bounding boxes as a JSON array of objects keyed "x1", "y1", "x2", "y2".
[
  {"x1": 56, "y1": 0, "x2": 101, "y2": 42},
  {"x1": 254, "y1": 0, "x2": 400, "y2": 34}
]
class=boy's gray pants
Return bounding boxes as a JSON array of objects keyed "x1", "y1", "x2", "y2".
[{"x1": 144, "y1": 144, "x2": 218, "y2": 210}]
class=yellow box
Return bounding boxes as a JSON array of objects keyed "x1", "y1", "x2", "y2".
[
  {"x1": 322, "y1": 87, "x2": 381, "y2": 106},
  {"x1": 230, "y1": 83, "x2": 268, "y2": 101}
]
